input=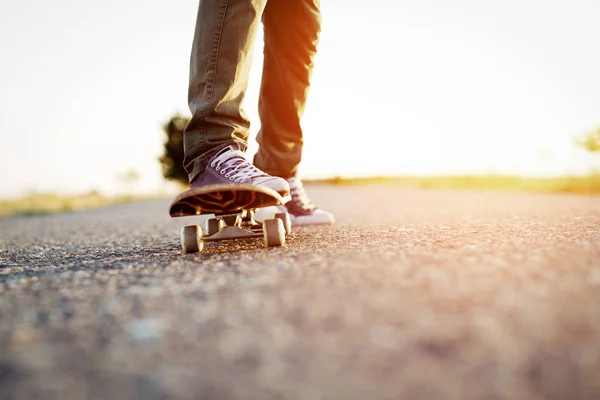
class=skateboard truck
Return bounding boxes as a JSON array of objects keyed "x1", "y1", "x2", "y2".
[{"x1": 180, "y1": 210, "x2": 291, "y2": 253}]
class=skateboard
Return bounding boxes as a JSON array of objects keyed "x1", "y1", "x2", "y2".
[{"x1": 169, "y1": 184, "x2": 292, "y2": 253}]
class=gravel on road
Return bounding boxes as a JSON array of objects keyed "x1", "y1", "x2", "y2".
[{"x1": 1, "y1": 186, "x2": 599, "y2": 400}]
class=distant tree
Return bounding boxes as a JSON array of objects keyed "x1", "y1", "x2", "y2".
[
  {"x1": 159, "y1": 113, "x2": 190, "y2": 185},
  {"x1": 576, "y1": 127, "x2": 600, "y2": 153},
  {"x1": 116, "y1": 169, "x2": 141, "y2": 184},
  {"x1": 115, "y1": 168, "x2": 141, "y2": 194}
]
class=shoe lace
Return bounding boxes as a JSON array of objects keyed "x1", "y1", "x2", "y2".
[
  {"x1": 211, "y1": 148, "x2": 266, "y2": 183},
  {"x1": 288, "y1": 177, "x2": 315, "y2": 211}
]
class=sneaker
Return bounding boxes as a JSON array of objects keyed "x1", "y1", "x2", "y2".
[
  {"x1": 255, "y1": 177, "x2": 335, "y2": 226},
  {"x1": 191, "y1": 144, "x2": 290, "y2": 197}
]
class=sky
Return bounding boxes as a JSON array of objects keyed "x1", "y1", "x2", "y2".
[{"x1": 1, "y1": 0, "x2": 599, "y2": 197}]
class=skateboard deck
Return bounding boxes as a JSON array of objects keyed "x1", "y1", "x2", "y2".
[
  {"x1": 169, "y1": 184, "x2": 291, "y2": 253},
  {"x1": 169, "y1": 184, "x2": 286, "y2": 216}
]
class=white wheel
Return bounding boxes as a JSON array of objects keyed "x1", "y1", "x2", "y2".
[
  {"x1": 181, "y1": 225, "x2": 203, "y2": 253},
  {"x1": 206, "y1": 218, "x2": 220, "y2": 236},
  {"x1": 275, "y1": 212, "x2": 292, "y2": 235},
  {"x1": 263, "y1": 218, "x2": 285, "y2": 247}
]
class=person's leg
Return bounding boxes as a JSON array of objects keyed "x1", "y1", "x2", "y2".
[
  {"x1": 183, "y1": 0, "x2": 266, "y2": 183},
  {"x1": 252, "y1": 0, "x2": 334, "y2": 225},
  {"x1": 252, "y1": 0, "x2": 321, "y2": 178},
  {"x1": 183, "y1": 0, "x2": 289, "y2": 195}
]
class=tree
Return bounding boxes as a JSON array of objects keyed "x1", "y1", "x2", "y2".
[
  {"x1": 116, "y1": 169, "x2": 141, "y2": 184},
  {"x1": 115, "y1": 168, "x2": 141, "y2": 195},
  {"x1": 576, "y1": 127, "x2": 600, "y2": 153},
  {"x1": 159, "y1": 113, "x2": 190, "y2": 185}
]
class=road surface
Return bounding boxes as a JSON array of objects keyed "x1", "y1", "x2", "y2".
[{"x1": 1, "y1": 186, "x2": 599, "y2": 399}]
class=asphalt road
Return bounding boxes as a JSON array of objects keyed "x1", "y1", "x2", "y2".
[{"x1": 1, "y1": 186, "x2": 599, "y2": 400}]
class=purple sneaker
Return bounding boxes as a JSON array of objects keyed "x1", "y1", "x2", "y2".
[
  {"x1": 254, "y1": 177, "x2": 335, "y2": 226},
  {"x1": 191, "y1": 145, "x2": 290, "y2": 197}
]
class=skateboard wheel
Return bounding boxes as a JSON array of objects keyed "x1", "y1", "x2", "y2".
[
  {"x1": 206, "y1": 218, "x2": 220, "y2": 236},
  {"x1": 181, "y1": 225, "x2": 203, "y2": 253},
  {"x1": 263, "y1": 218, "x2": 285, "y2": 247},
  {"x1": 274, "y1": 213, "x2": 292, "y2": 235}
]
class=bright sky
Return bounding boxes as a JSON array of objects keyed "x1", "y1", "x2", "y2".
[{"x1": 1, "y1": 0, "x2": 599, "y2": 197}]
